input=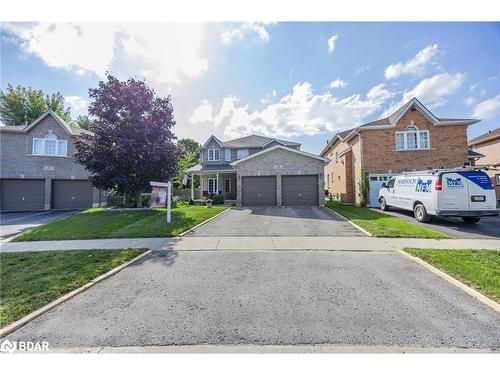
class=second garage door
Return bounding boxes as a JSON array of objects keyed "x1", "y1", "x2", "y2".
[
  {"x1": 0, "y1": 179, "x2": 45, "y2": 211},
  {"x1": 242, "y1": 176, "x2": 277, "y2": 206},
  {"x1": 282, "y1": 175, "x2": 319, "y2": 206},
  {"x1": 52, "y1": 179, "x2": 93, "y2": 209}
]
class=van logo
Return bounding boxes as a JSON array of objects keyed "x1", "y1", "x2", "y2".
[
  {"x1": 415, "y1": 178, "x2": 432, "y2": 192},
  {"x1": 446, "y1": 177, "x2": 464, "y2": 188}
]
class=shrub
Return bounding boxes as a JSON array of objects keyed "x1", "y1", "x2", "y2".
[
  {"x1": 189, "y1": 198, "x2": 195, "y2": 205},
  {"x1": 141, "y1": 194, "x2": 151, "y2": 207},
  {"x1": 211, "y1": 194, "x2": 224, "y2": 204}
]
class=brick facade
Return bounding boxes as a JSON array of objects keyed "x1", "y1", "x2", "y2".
[
  {"x1": 323, "y1": 103, "x2": 471, "y2": 205},
  {"x1": 0, "y1": 113, "x2": 105, "y2": 209}
]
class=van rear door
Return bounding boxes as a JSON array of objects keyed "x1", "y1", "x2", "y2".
[
  {"x1": 437, "y1": 172, "x2": 469, "y2": 211},
  {"x1": 459, "y1": 171, "x2": 496, "y2": 211}
]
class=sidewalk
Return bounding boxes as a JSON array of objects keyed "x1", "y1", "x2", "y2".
[
  {"x1": 0, "y1": 238, "x2": 167, "y2": 253},
  {"x1": 1, "y1": 236, "x2": 499, "y2": 253}
]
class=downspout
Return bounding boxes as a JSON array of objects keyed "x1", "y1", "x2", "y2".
[{"x1": 353, "y1": 129, "x2": 364, "y2": 205}]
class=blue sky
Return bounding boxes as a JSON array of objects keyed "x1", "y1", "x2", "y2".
[{"x1": 1, "y1": 22, "x2": 499, "y2": 154}]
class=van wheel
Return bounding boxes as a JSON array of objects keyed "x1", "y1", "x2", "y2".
[
  {"x1": 379, "y1": 197, "x2": 389, "y2": 211},
  {"x1": 414, "y1": 203, "x2": 430, "y2": 223},
  {"x1": 462, "y1": 217, "x2": 480, "y2": 224}
]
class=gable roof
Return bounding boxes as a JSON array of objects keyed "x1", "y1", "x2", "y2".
[
  {"x1": 468, "y1": 128, "x2": 500, "y2": 146},
  {"x1": 320, "y1": 97, "x2": 480, "y2": 156},
  {"x1": 212, "y1": 134, "x2": 300, "y2": 149},
  {"x1": 202, "y1": 135, "x2": 223, "y2": 148},
  {"x1": 0, "y1": 110, "x2": 93, "y2": 136},
  {"x1": 231, "y1": 145, "x2": 329, "y2": 166}
]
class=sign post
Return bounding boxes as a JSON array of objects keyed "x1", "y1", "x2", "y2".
[{"x1": 149, "y1": 181, "x2": 172, "y2": 224}]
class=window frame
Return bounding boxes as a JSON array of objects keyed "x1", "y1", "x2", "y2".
[
  {"x1": 207, "y1": 148, "x2": 221, "y2": 161},
  {"x1": 395, "y1": 126, "x2": 430, "y2": 151},
  {"x1": 208, "y1": 178, "x2": 218, "y2": 194},
  {"x1": 32, "y1": 135, "x2": 68, "y2": 157},
  {"x1": 236, "y1": 148, "x2": 249, "y2": 160},
  {"x1": 225, "y1": 178, "x2": 231, "y2": 192},
  {"x1": 224, "y1": 148, "x2": 231, "y2": 162}
]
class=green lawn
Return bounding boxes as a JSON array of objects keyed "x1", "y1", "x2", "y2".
[
  {"x1": 14, "y1": 205, "x2": 226, "y2": 241},
  {"x1": 0, "y1": 248, "x2": 147, "y2": 327},
  {"x1": 325, "y1": 201, "x2": 449, "y2": 238},
  {"x1": 404, "y1": 248, "x2": 500, "y2": 303}
]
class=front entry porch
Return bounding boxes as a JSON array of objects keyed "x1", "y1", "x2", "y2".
[{"x1": 188, "y1": 171, "x2": 237, "y2": 203}]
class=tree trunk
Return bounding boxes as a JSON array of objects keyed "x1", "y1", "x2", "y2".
[{"x1": 135, "y1": 191, "x2": 142, "y2": 208}]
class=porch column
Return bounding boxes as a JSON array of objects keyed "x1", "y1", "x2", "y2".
[
  {"x1": 216, "y1": 173, "x2": 219, "y2": 194},
  {"x1": 190, "y1": 173, "x2": 194, "y2": 200}
]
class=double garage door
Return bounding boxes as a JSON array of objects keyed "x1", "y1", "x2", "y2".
[
  {"x1": 242, "y1": 175, "x2": 319, "y2": 206},
  {"x1": 0, "y1": 179, "x2": 93, "y2": 211}
]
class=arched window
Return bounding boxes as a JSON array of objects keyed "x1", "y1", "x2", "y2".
[
  {"x1": 32, "y1": 133, "x2": 68, "y2": 156},
  {"x1": 395, "y1": 124, "x2": 430, "y2": 151}
]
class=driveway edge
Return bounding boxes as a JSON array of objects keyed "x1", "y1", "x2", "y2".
[
  {"x1": 398, "y1": 250, "x2": 500, "y2": 313},
  {"x1": 325, "y1": 206, "x2": 373, "y2": 237},
  {"x1": 177, "y1": 207, "x2": 232, "y2": 237},
  {"x1": 0, "y1": 249, "x2": 152, "y2": 338}
]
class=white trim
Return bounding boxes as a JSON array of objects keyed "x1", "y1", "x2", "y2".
[
  {"x1": 202, "y1": 135, "x2": 223, "y2": 148},
  {"x1": 390, "y1": 98, "x2": 439, "y2": 125},
  {"x1": 261, "y1": 138, "x2": 289, "y2": 147},
  {"x1": 207, "y1": 148, "x2": 221, "y2": 161},
  {"x1": 395, "y1": 129, "x2": 430, "y2": 151},
  {"x1": 231, "y1": 145, "x2": 329, "y2": 165},
  {"x1": 25, "y1": 110, "x2": 75, "y2": 135},
  {"x1": 208, "y1": 177, "x2": 218, "y2": 194},
  {"x1": 32, "y1": 134, "x2": 68, "y2": 156}
]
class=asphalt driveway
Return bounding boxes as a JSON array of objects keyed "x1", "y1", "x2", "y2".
[
  {"x1": 6, "y1": 250, "x2": 500, "y2": 350},
  {"x1": 372, "y1": 208, "x2": 500, "y2": 239},
  {"x1": 0, "y1": 210, "x2": 76, "y2": 240},
  {"x1": 187, "y1": 206, "x2": 364, "y2": 237}
]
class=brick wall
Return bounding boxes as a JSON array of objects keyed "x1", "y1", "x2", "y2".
[{"x1": 362, "y1": 110, "x2": 469, "y2": 174}]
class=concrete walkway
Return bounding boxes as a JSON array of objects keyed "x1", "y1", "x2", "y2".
[
  {"x1": 0, "y1": 238, "x2": 167, "y2": 253},
  {"x1": 1, "y1": 236, "x2": 499, "y2": 253}
]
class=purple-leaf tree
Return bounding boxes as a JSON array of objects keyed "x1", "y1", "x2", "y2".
[{"x1": 75, "y1": 74, "x2": 181, "y2": 207}]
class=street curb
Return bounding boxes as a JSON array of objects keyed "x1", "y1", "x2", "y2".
[
  {"x1": 325, "y1": 206, "x2": 373, "y2": 237},
  {"x1": 0, "y1": 249, "x2": 152, "y2": 338},
  {"x1": 398, "y1": 250, "x2": 500, "y2": 313},
  {"x1": 177, "y1": 207, "x2": 232, "y2": 237}
]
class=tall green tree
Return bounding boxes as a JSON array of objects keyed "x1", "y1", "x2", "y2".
[
  {"x1": 174, "y1": 138, "x2": 200, "y2": 188},
  {"x1": 74, "y1": 115, "x2": 94, "y2": 131},
  {"x1": 0, "y1": 84, "x2": 72, "y2": 126}
]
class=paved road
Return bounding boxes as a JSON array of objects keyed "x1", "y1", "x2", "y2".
[
  {"x1": 187, "y1": 207, "x2": 364, "y2": 237},
  {"x1": 7, "y1": 250, "x2": 500, "y2": 349},
  {"x1": 0, "y1": 210, "x2": 76, "y2": 240},
  {"x1": 372, "y1": 208, "x2": 500, "y2": 239}
]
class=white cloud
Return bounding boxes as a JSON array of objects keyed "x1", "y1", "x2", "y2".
[
  {"x1": 261, "y1": 90, "x2": 277, "y2": 104},
  {"x1": 189, "y1": 99, "x2": 213, "y2": 123},
  {"x1": 64, "y1": 96, "x2": 88, "y2": 116},
  {"x1": 190, "y1": 82, "x2": 394, "y2": 138},
  {"x1": 3, "y1": 23, "x2": 208, "y2": 89},
  {"x1": 384, "y1": 44, "x2": 439, "y2": 79},
  {"x1": 220, "y1": 23, "x2": 272, "y2": 45},
  {"x1": 327, "y1": 35, "x2": 338, "y2": 54},
  {"x1": 469, "y1": 84, "x2": 479, "y2": 92},
  {"x1": 354, "y1": 65, "x2": 370, "y2": 76},
  {"x1": 464, "y1": 97, "x2": 475, "y2": 106},
  {"x1": 472, "y1": 94, "x2": 500, "y2": 119},
  {"x1": 382, "y1": 72, "x2": 464, "y2": 117},
  {"x1": 329, "y1": 79, "x2": 347, "y2": 89}
]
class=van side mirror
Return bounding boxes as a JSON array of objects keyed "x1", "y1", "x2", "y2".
[{"x1": 381, "y1": 183, "x2": 387, "y2": 188}]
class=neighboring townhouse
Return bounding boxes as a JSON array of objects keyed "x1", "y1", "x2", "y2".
[
  {"x1": 468, "y1": 128, "x2": 500, "y2": 202},
  {"x1": 186, "y1": 135, "x2": 328, "y2": 206},
  {"x1": 0, "y1": 111, "x2": 106, "y2": 211},
  {"x1": 320, "y1": 97, "x2": 480, "y2": 207}
]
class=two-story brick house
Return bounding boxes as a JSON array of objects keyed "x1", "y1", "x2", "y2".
[
  {"x1": 0, "y1": 111, "x2": 106, "y2": 211},
  {"x1": 186, "y1": 134, "x2": 328, "y2": 206},
  {"x1": 320, "y1": 98, "x2": 480, "y2": 207}
]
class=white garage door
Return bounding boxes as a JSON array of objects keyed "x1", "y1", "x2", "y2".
[{"x1": 368, "y1": 174, "x2": 395, "y2": 207}]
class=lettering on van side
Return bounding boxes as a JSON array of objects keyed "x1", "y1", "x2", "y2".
[
  {"x1": 445, "y1": 177, "x2": 464, "y2": 189},
  {"x1": 415, "y1": 178, "x2": 432, "y2": 193}
]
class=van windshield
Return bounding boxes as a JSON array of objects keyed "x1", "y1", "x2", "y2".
[{"x1": 387, "y1": 178, "x2": 395, "y2": 188}]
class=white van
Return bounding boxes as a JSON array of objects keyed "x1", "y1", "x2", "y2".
[{"x1": 378, "y1": 168, "x2": 498, "y2": 223}]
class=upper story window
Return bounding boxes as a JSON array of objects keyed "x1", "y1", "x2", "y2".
[
  {"x1": 33, "y1": 133, "x2": 68, "y2": 156},
  {"x1": 395, "y1": 124, "x2": 430, "y2": 151},
  {"x1": 224, "y1": 148, "x2": 231, "y2": 162},
  {"x1": 207, "y1": 148, "x2": 220, "y2": 161},
  {"x1": 236, "y1": 148, "x2": 249, "y2": 159}
]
